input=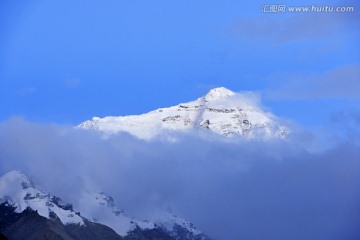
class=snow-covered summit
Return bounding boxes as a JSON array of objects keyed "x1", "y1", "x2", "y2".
[
  {"x1": 203, "y1": 87, "x2": 235, "y2": 101},
  {"x1": 78, "y1": 87, "x2": 289, "y2": 140},
  {"x1": 0, "y1": 170, "x2": 34, "y2": 190}
]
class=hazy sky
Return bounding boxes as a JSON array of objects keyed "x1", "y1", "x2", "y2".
[{"x1": 0, "y1": 0, "x2": 359, "y2": 128}]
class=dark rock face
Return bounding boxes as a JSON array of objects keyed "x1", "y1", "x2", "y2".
[
  {"x1": 0, "y1": 233, "x2": 8, "y2": 240},
  {"x1": 65, "y1": 220, "x2": 123, "y2": 240},
  {"x1": 1, "y1": 206, "x2": 71, "y2": 240},
  {"x1": 0, "y1": 202, "x2": 123, "y2": 240},
  {"x1": 0, "y1": 203, "x2": 186, "y2": 240},
  {"x1": 0, "y1": 202, "x2": 209, "y2": 240}
]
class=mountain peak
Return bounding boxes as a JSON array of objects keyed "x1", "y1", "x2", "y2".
[
  {"x1": 0, "y1": 170, "x2": 85, "y2": 226},
  {"x1": 1, "y1": 170, "x2": 25, "y2": 179},
  {"x1": 204, "y1": 87, "x2": 235, "y2": 101},
  {"x1": 78, "y1": 88, "x2": 289, "y2": 140},
  {"x1": 0, "y1": 170, "x2": 34, "y2": 189}
]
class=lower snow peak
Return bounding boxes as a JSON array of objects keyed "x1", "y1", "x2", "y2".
[
  {"x1": 0, "y1": 170, "x2": 84, "y2": 226},
  {"x1": 1, "y1": 171, "x2": 212, "y2": 239}
]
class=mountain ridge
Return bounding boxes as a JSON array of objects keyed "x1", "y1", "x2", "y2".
[
  {"x1": 0, "y1": 170, "x2": 212, "y2": 240},
  {"x1": 78, "y1": 87, "x2": 289, "y2": 140}
]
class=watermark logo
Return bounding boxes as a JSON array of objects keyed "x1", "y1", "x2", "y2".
[
  {"x1": 262, "y1": 5, "x2": 355, "y2": 13},
  {"x1": 262, "y1": 5, "x2": 286, "y2": 13}
]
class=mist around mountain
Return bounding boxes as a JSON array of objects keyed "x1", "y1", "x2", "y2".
[{"x1": 0, "y1": 89, "x2": 360, "y2": 240}]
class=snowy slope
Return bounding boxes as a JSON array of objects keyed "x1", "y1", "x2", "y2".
[
  {"x1": 77, "y1": 191, "x2": 155, "y2": 236},
  {"x1": 0, "y1": 171, "x2": 152, "y2": 236},
  {"x1": 155, "y1": 211, "x2": 209, "y2": 240},
  {"x1": 0, "y1": 170, "x2": 84, "y2": 226},
  {"x1": 0, "y1": 171, "x2": 210, "y2": 239},
  {"x1": 78, "y1": 87, "x2": 289, "y2": 140},
  {"x1": 79, "y1": 191, "x2": 210, "y2": 239}
]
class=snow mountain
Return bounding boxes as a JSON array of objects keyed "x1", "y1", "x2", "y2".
[
  {"x1": 78, "y1": 87, "x2": 289, "y2": 140},
  {"x1": 0, "y1": 170, "x2": 211, "y2": 240},
  {"x1": 77, "y1": 191, "x2": 156, "y2": 236},
  {"x1": 78, "y1": 191, "x2": 208, "y2": 240},
  {"x1": 0, "y1": 170, "x2": 84, "y2": 226}
]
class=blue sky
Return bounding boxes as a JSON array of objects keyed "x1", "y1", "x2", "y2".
[{"x1": 0, "y1": 0, "x2": 359, "y2": 128}]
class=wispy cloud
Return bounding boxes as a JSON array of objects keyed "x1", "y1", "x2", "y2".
[
  {"x1": 329, "y1": 109, "x2": 360, "y2": 142},
  {"x1": 64, "y1": 78, "x2": 81, "y2": 89},
  {"x1": 267, "y1": 64, "x2": 360, "y2": 100},
  {"x1": 17, "y1": 86, "x2": 37, "y2": 94}
]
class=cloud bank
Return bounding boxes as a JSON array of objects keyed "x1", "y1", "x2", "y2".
[{"x1": 0, "y1": 117, "x2": 359, "y2": 240}]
